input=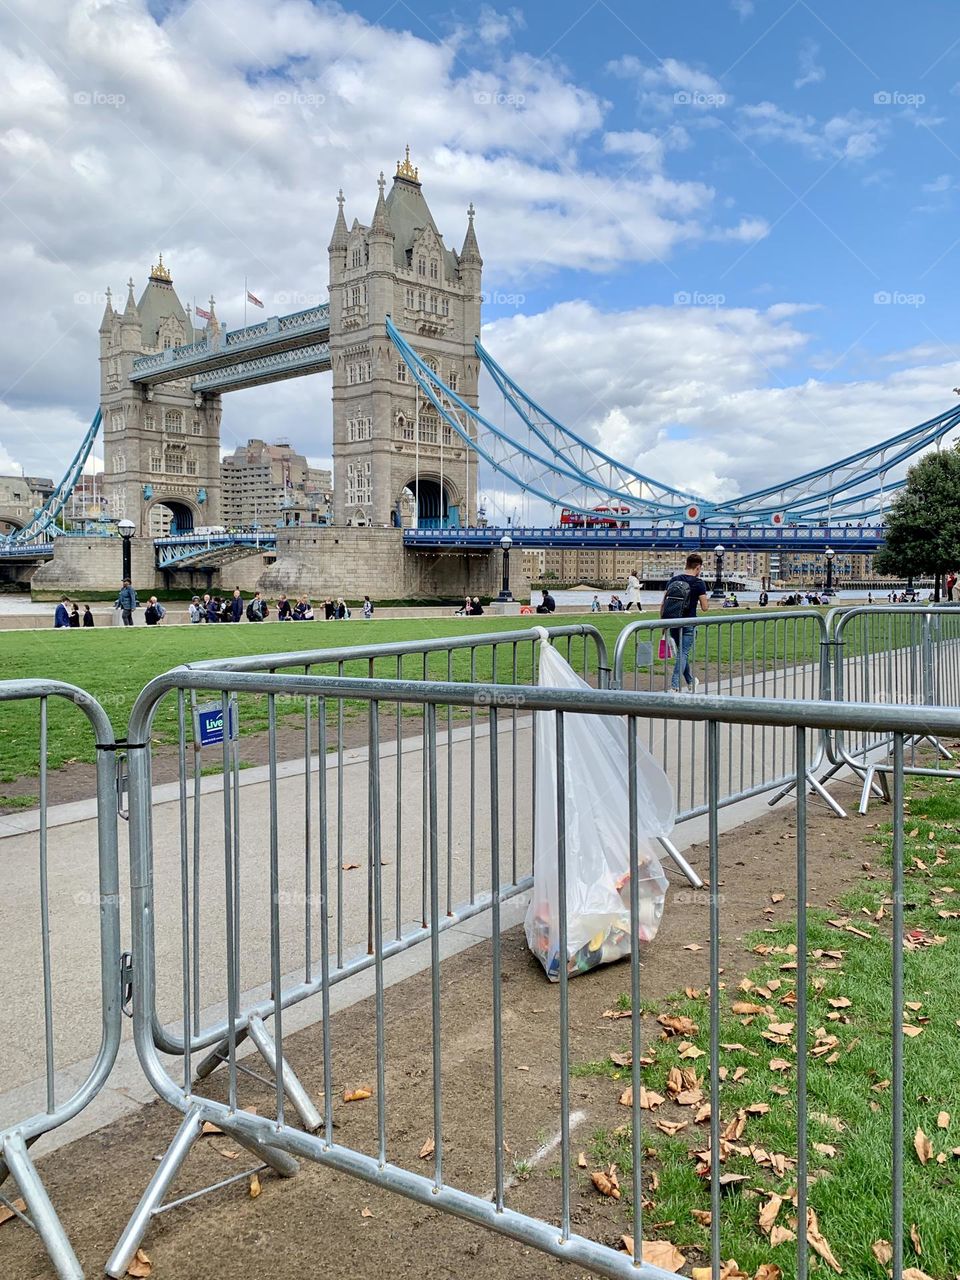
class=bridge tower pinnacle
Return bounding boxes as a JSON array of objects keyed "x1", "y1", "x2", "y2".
[
  {"x1": 100, "y1": 257, "x2": 223, "y2": 535},
  {"x1": 327, "y1": 150, "x2": 481, "y2": 529}
]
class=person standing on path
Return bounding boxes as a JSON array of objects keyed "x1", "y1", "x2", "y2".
[
  {"x1": 144, "y1": 597, "x2": 166, "y2": 625},
  {"x1": 54, "y1": 597, "x2": 71, "y2": 628},
  {"x1": 82, "y1": 605, "x2": 95, "y2": 627},
  {"x1": 230, "y1": 587, "x2": 244, "y2": 623},
  {"x1": 116, "y1": 578, "x2": 138, "y2": 627},
  {"x1": 660, "y1": 553, "x2": 709, "y2": 693},
  {"x1": 69, "y1": 604, "x2": 81, "y2": 627},
  {"x1": 624, "y1": 569, "x2": 641, "y2": 610}
]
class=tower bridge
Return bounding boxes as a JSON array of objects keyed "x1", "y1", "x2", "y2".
[{"x1": 5, "y1": 146, "x2": 958, "y2": 600}]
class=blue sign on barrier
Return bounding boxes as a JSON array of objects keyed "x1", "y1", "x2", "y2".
[{"x1": 193, "y1": 700, "x2": 237, "y2": 747}]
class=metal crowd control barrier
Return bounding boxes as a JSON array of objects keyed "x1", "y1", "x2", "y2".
[
  {"x1": 829, "y1": 605, "x2": 960, "y2": 811},
  {"x1": 133, "y1": 624, "x2": 626, "y2": 1131},
  {"x1": 0, "y1": 680, "x2": 122, "y2": 1280},
  {"x1": 611, "y1": 610, "x2": 844, "y2": 816},
  {"x1": 105, "y1": 666, "x2": 943, "y2": 1280}
]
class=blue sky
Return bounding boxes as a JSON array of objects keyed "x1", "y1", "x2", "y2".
[{"x1": 2, "y1": 0, "x2": 960, "y2": 507}]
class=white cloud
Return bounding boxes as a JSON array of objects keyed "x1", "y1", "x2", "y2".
[
  {"x1": 793, "y1": 39, "x2": 825, "y2": 90},
  {"x1": 608, "y1": 56, "x2": 729, "y2": 113},
  {"x1": 480, "y1": 299, "x2": 960, "y2": 502},
  {"x1": 737, "y1": 103, "x2": 887, "y2": 161},
  {"x1": 731, "y1": 0, "x2": 754, "y2": 19},
  {"x1": 922, "y1": 173, "x2": 953, "y2": 193},
  {"x1": 476, "y1": 5, "x2": 525, "y2": 45},
  {"x1": 0, "y1": 0, "x2": 774, "y2": 477},
  {"x1": 602, "y1": 125, "x2": 691, "y2": 170}
]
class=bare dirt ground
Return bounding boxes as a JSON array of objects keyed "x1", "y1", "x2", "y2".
[{"x1": 1, "y1": 773, "x2": 877, "y2": 1280}]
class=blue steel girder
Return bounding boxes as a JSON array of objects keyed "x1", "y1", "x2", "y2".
[
  {"x1": 129, "y1": 305, "x2": 330, "y2": 388},
  {"x1": 403, "y1": 525, "x2": 887, "y2": 552},
  {"x1": 4, "y1": 408, "x2": 103, "y2": 544},
  {"x1": 389, "y1": 321, "x2": 688, "y2": 520},
  {"x1": 476, "y1": 340, "x2": 708, "y2": 513},
  {"x1": 711, "y1": 404, "x2": 960, "y2": 518}
]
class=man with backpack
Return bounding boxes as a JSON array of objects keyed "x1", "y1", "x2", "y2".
[
  {"x1": 246, "y1": 592, "x2": 268, "y2": 622},
  {"x1": 660, "y1": 553, "x2": 709, "y2": 693},
  {"x1": 144, "y1": 596, "x2": 166, "y2": 625}
]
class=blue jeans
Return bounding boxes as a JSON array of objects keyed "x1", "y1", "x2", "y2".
[{"x1": 670, "y1": 626, "x2": 695, "y2": 689}]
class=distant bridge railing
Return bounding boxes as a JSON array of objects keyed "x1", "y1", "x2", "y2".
[
  {"x1": 403, "y1": 525, "x2": 887, "y2": 551},
  {"x1": 155, "y1": 531, "x2": 279, "y2": 569}
]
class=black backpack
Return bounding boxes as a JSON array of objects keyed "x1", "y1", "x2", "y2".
[{"x1": 661, "y1": 575, "x2": 692, "y2": 620}]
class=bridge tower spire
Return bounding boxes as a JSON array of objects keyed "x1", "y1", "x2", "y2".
[{"x1": 327, "y1": 150, "x2": 481, "y2": 529}]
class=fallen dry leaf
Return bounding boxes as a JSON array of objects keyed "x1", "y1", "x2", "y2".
[
  {"x1": 871, "y1": 1241, "x2": 893, "y2": 1265},
  {"x1": 771, "y1": 893, "x2": 786, "y2": 904},
  {"x1": 827, "y1": 997, "x2": 852, "y2": 1009},
  {"x1": 214, "y1": 1147, "x2": 240, "y2": 1160},
  {"x1": 910, "y1": 1223, "x2": 923, "y2": 1255},
  {"x1": 591, "y1": 1168, "x2": 621, "y2": 1200},
  {"x1": 903, "y1": 1025, "x2": 924, "y2": 1038},
  {"x1": 755, "y1": 1267, "x2": 783, "y2": 1280},
  {"x1": 577, "y1": 1151, "x2": 588, "y2": 1168},
  {"x1": 343, "y1": 1087, "x2": 373, "y2": 1103},
  {"x1": 813, "y1": 1142, "x2": 838, "y2": 1158},
  {"x1": 691, "y1": 1208, "x2": 712, "y2": 1226},
  {"x1": 341, "y1": 862, "x2": 360, "y2": 871},
  {"x1": 902, "y1": 1270, "x2": 936, "y2": 1280},
  {"x1": 655, "y1": 1119, "x2": 688, "y2": 1137},
  {"x1": 768, "y1": 1058, "x2": 793, "y2": 1073},
  {"x1": 937, "y1": 1111, "x2": 950, "y2": 1129},
  {"x1": 658, "y1": 1014, "x2": 699, "y2": 1037},
  {"x1": 770, "y1": 1225, "x2": 797, "y2": 1247},
  {"x1": 0, "y1": 1198, "x2": 26, "y2": 1228},
  {"x1": 601, "y1": 1008, "x2": 632, "y2": 1021},
  {"x1": 758, "y1": 1193, "x2": 783, "y2": 1235},
  {"x1": 806, "y1": 1207, "x2": 842, "y2": 1274},
  {"x1": 200, "y1": 1120, "x2": 224, "y2": 1136},
  {"x1": 642, "y1": 1240, "x2": 687, "y2": 1271},
  {"x1": 914, "y1": 1126, "x2": 933, "y2": 1166},
  {"x1": 610, "y1": 1050, "x2": 632, "y2": 1068},
  {"x1": 248, "y1": 1172, "x2": 262, "y2": 1199},
  {"x1": 419, "y1": 1137, "x2": 435, "y2": 1160},
  {"x1": 360, "y1": 1206, "x2": 374, "y2": 1219},
  {"x1": 126, "y1": 1249, "x2": 152, "y2": 1278}
]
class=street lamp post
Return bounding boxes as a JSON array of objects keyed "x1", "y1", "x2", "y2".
[
  {"x1": 498, "y1": 533, "x2": 514, "y2": 601},
  {"x1": 117, "y1": 518, "x2": 135, "y2": 582},
  {"x1": 823, "y1": 546, "x2": 835, "y2": 598},
  {"x1": 711, "y1": 544, "x2": 725, "y2": 599}
]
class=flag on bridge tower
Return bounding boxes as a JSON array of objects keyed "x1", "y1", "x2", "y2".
[
  {"x1": 246, "y1": 290, "x2": 264, "y2": 308},
  {"x1": 195, "y1": 304, "x2": 212, "y2": 320}
]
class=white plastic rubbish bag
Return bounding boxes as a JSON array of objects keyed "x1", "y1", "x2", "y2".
[{"x1": 524, "y1": 636, "x2": 674, "y2": 981}]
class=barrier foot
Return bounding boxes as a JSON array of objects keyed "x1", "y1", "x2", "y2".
[
  {"x1": 106, "y1": 1108, "x2": 204, "y2": 1278},
  {"x1": 806, "y1": 769, "x2": 847, "y2": 819},
  {"x1": 2, "y1": 1131, "x2": 82, "y2": 1280},
  {"x1": 657, "y1": 836, "x2": 703, "y2": 890},
  {"x1": 769, "y1": 759, "x2": 845, "y2": 809},
  {"x1": 194, "y1": 1026, "x2": 249, "y2": 1081},
  {"x1": 246, "y1": 1014, "x2": 323, "y2": 1132}
]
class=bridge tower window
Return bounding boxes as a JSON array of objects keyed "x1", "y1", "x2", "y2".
[{"x1": 429, "y1": 259, "x2": 438, "y2": 280}]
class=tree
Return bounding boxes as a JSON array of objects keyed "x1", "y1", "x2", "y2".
[{"x1": 873, "y1": 446, "x2": 960, "y2": 600}]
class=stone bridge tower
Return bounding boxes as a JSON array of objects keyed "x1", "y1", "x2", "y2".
[
  {"x1": 99, "y1": 257, "x2": 223, "y2": 535},
  {"x1": 327, "y1": 149, "x2": 482, "y2": 529}
]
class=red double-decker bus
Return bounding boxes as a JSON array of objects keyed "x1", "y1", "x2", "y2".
[{"x1": 559, "y1": 505, "x2": 632, "y2": 529}]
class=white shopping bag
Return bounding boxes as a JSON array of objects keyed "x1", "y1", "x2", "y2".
[{"x1": 524, "y1": 636, "x2": 674, "y2": 981}]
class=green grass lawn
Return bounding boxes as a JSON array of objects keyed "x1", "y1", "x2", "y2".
[
  {"x1": 0, "y1": 604, "x2": 934, "y2": 783},
  {"x1": 0, "y1": 612, "x2": 639, "y2": 781},
  {"x1": 581, "y1": 776, "x2": 960, "y2": 1277}
]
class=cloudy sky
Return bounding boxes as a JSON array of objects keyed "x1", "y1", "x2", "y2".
[{"x1": 2, "y1": 0, "x2": 960, "y2": 518}]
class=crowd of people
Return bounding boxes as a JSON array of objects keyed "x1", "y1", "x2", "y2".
[{"x1": 53, "y1": 584, "x2": 377, "y2": 627}]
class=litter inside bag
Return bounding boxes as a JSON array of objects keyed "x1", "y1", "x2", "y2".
[{"x1": 524, "y1": 638, "x2": 674, "y2": 981}]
